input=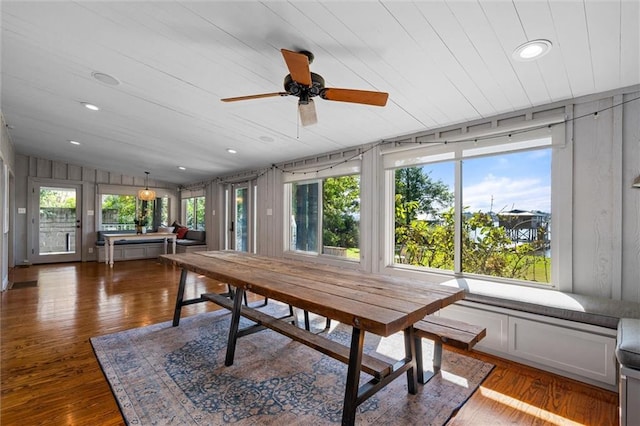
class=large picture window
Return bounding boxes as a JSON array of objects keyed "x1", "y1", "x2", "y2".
[
  {"x1": 389, "y1": 134, "x2": 554, "y2": 286},
  {"x1": 100, "y1": 193, "x2": 169, "y2": 231},
  {"x1": 100, "y1": 194, "x2": 136, "y2": 231},
  {"x1": 394, "y1": 163, "x2": 455, "y2": 271},
  {"x1": 461, "y1": 150, "x2": 551, "y2": 282},
  {"x1": 287, "y1": 174, "x2": 360, "y2": 260},
  {"x1": 182, "y1": 196, "x2": 205, "y2": 230}
]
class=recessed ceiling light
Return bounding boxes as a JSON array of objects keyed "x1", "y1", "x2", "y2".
[
  {"x1": 69, "y1": 140, "x2": 81, "y2": 145},
  {"x1": 91, "y1": 71, "x2": 120, "y2": 86},
  {"x1": 512, "y1": 39, "x2": 552, "y2": 61},
  {"x1": 226, "y1": 148, "x2": 237, "y2": 154},
  {"x1": 178, "y1": 166, "x2": 186, "y2": 170},
  {"x1": 81, "y1": 102, "x2": 100, "y2": 111},
  {"x1": 259, "y1": 136, "x2": 274, "y2": 143}
]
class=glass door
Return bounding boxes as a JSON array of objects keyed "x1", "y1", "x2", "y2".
[
  {"x1": 30, "y1": 182, "x2": 82, "y2": 263},
  {"x1": 227, "y1": 181, "x2": 256, "y2": 253}
]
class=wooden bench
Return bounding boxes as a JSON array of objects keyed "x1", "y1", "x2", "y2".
[
  {"x1": 413, "y1": 315, "x2": 487, "y2": 384},
  {"x1": 202, "y1": 292, "x2": 393, "y2": 380}
]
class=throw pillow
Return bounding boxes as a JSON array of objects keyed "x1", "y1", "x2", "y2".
[{"x1": 176, "y1": 227, "x2": 189, "y2": 239}]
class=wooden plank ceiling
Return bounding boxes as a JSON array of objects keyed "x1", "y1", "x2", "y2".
[{"x1": 1, "y1": 1, "x2": 638, "y2": 184}]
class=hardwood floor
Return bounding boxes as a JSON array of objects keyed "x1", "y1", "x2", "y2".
[{"x1": 2, "y1": 260, "x2": 618, "y2": 425}]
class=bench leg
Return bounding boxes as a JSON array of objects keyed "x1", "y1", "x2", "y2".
[
  {"x1": 303, "y1": 311, "x2": 311, "y2": 331},
  {"x1": 302, "y1": 310, "x2": 332, "y2": 332},
  {"x1": 415, "y1": 337, "x2": 443, "y2": 384},
  {"x1": 433, "y1": 341, "x2": 442, "y2": 376},
  {"x1": 415, "y1": 336, "x2": 425, "y2": 384}
]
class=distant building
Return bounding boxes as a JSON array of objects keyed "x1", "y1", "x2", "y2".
[{"x1": 498, "y1": 209, "x2": 550, "y2": 244}]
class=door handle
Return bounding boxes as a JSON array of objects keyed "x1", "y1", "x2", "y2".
[{"x1": 230, "y1": 221, "x2": 234, "y2": 232}]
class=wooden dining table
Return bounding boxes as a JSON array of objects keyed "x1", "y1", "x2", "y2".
[{"x1": 160, "y1": 251, "x2": 464, "y2": 425}]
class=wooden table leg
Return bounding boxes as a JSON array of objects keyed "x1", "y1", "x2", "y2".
[
  {"x1": 108, "y1": 241, "x2": 115, "y2": 267},
  {"x1": 172, "y1": 269, "x2": 188, "y2": 327},
  {"x1": 342, "y1": 327, "x2": 364, "y2": 426},
  {"x1": 225, "y1": 287, "x2": 245, "y2": 366}
]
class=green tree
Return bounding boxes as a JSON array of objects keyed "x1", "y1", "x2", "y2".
[
  {"x1": 101, "y1": 194, "x2": 136, "y2": 224},
  {"x1": 395, "y1": 167, "x2": 453, "y2": 226},
  {"x1": 39, "y1": 189, "x2": 76, "y2": 208},
  {"x1": 323, "y1": 175, "x2": 360, "y2": 248},
  {"x1": 395, "y1": 203, "x2": 550, "y2": 282}
]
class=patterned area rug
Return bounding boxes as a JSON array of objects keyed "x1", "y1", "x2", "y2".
[{"x1": 91, "y1": 304, "x2": 493, "y2": 425}]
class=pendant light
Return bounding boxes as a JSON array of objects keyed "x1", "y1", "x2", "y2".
[{"x1": 138, "y1": 171, "x2": 156, "y2": 201}]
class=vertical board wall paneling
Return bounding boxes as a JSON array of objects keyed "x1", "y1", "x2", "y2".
[
  {"x1": 572, "y1": 98, "x2": 615, "y2": 298},
  {"x1": 621, "y1": 92, "x2": 640, "y2": 302},
  {"x1": 52, "y1": 161, "x2": 68, "y2": 180},
  {"x1": 611, "y1": 95, "x2": 623, "y2": 300}
]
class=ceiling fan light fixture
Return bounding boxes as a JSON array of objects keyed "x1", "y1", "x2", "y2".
[
  {"x1": 137, "y1": 171, "x2": 156, "y2": 201},
  {"x1": 298, "y1": 99, "x2": 317, "y2": 127},
  {"x1": 513, "y1": 39, "x2": 552, "y2": 61}
]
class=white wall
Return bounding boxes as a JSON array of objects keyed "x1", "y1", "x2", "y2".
[
  {"x1": 1, "y1": 113, "x2": 16, "y2": 290},
  {"x1": 571, "y1": 91, "x2": 640, "y2": 301}
]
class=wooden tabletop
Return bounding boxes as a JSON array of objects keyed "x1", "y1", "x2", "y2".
[{"x1": 160, "y1": 251, "x2": 464, "y2": 337}]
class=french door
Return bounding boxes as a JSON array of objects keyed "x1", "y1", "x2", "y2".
[
  {"x1": 226, "y1": 181, "x2": 256, "y2": 253},
  {"x1": 29, "y1": 181, "x2": 82, "y2": 263}
]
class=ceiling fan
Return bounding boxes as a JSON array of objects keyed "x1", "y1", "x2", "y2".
[{"x1": 221, "y1": 49, "x2": 389, "y2": 126}]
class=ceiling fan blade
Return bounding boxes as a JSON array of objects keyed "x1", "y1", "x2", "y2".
[
  {"x1": 320, "y1": 88, "x2": 389, "y2": 106},
  {"x1": 298, "y1": 99, "x2": 318, "y2": 127},
  {"x1": 221, "y1": 92, "x2": 288, "y2": 102},
  {"x1": 281, "y1": 49, "x2": 312, "y2": 86}
]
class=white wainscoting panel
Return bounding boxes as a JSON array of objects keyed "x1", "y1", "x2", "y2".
[
  {"x1": 437, "y1": 301, "x2": 618, "y2": 390},
  {"x1": 508, "y1": 316, "x2": 617, "y2": 386}
]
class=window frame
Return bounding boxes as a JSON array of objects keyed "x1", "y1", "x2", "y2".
[
  {"x1": 181, "y1": 195, "x2": 206, "y2": 231},
  {"x1": 96, "y1": 184, "x2": 174, "y2": 231},
  {"x1": 283, "y1": 160, "x2": 361, "y2": 261},
  {"x1": 382, "y1": 124, "x2": 570, "y2": 290}
]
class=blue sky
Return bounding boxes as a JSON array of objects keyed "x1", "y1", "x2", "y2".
[{"x1": 424, "y1": 149, "x2": 551, "y2": 213}]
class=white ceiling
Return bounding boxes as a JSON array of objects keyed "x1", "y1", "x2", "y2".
[{"x1": 2, "y1": 1, "x2": 638, "y2": 185}]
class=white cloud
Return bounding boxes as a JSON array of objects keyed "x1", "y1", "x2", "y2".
[{"x1": 463, "y1": 175, "x2": 550, "y2": 213}]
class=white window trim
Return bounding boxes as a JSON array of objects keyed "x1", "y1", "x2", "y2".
[
  {"x1": 284, "y1": 179, "x2": 322, "y2": 256},
  {"x1": 381, "y1": 122, "x2": 571, "y2": 291},
  {"x1": 282, "y1": 157, "x2": 362, "y2": 259}
]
